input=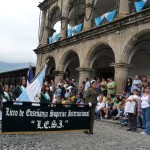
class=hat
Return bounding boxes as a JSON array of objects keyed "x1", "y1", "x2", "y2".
[{"x1": 91, "y1": 80, "x2": 96, "y2": 84}]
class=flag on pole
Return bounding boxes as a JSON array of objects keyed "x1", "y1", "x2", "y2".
[
  {"x1": 18, "y1": 64, "x2": 47, "y2": 102},
  {"x1": 27, "y1": 65, "x2": 34, "y2": 86}
]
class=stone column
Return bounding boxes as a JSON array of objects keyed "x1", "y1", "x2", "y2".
[
  {"x1": 77, "y1": 68, "x2": 94, "y2": 87},
  {"x1": 60, "y1": 17, "x2": 68, "y2": 39},
  {"x1": 54, "y1": 71, "x2": 65, "y2": 86},
  {"x1": 83, "y1": 0, "x2": 94, "y2": 31},
  {"x1": 38, "y1": 10, "x2": 46, "y2": 46},
  {"x1": 42, "y1": 10, "x2": 49, "y2": 45},
  {"x1": 111, "y1": 63, "x2": 133, "y2": 94},
  {"x1": 119, "y1": 0, "x2": 129, "y2": 17}
]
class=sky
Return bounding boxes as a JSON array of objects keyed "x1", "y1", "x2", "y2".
[{"x1": 0, "y1": 0, "x2": 44, "y2": 63}]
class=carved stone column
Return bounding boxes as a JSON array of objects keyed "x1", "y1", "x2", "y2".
[
  {"x1": 111, "y1": 63, "x2": 133, "y2": 94},
  {"x1": 38, "y1": 10, "x2": 46, "y2": 46},
  {"x1": 83, "y1": 0, "x2": 94, "y2": 31},
  {"x1": 76, "y1": 68, "x2": 94, "y2": 86},
  {"x1": 60, "y1": 17, "x2": 68, "y2": 39},
  {"x1": 119, "y1": 0, "x2": 129, "y2": 17},
  {"x1": 42, "y1": 10, "x2": 49, "y2": 45}
]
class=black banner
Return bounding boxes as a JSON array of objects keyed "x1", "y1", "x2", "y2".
[{"x1": 2, "y1": 102, "x2": 91, "y2": 132}]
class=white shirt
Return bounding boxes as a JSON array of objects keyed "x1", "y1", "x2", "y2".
[
  {"x1": 132, "y1": 95, "x2": 140, "y2": 102},
  {"x1": 96, "y1": 102, "x2": 105, "y2": 111},
  {"x1": 125, "y1": 101, "x2": 135, "y2": 113},
  {"x1": 141, "y1": 95, "x2": 150, "y2": 109},
  {"x1": 84, "y1": 81, "x2": 90, "y2": 91},
  {"x1": 66, "y1": 86, "x2": 72, "y2": 93}
]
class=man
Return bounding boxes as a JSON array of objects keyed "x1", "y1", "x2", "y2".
[
  {"x1": 131, "y1": 75, "x2": 142, "y2": 95},
  {"x1": 85, "y1": 80, "x2": 97, "y2": 134},
  {"x1": 107, "y1": 77, "x2": 116, "y2": 96},
  {"x1": 84, "y1": 78, "x2": 90, "y2": 92}
]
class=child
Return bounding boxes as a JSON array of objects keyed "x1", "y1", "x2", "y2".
[
  {"x1": 104, "y1": 98, "x2": 113, "y2": 119},
  {"x1": 125, "y1": 89, "x2": 140, "y2": 132},
  {"x1": 95, "y1": 98, "x2": 105, "y2": 120}
]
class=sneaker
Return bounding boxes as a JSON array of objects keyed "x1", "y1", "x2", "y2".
[
  {"x1": 100, "y1": 117, "x2": 103, "y2": 121},
  {"x1": 140, "y1": 132, "x2": 148, "y2": 135}
]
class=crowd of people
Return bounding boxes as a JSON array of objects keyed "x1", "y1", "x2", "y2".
[{"x1": 0, "y1": 74, "x2": 150, "y2": 135}]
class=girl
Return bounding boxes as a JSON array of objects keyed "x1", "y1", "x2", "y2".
[
  {"x1": 3, "y1": 85, "x2": 12, "y2": 102},
  {"x1": 14, "y1": 77, "x2": 26, "y2": 100},
  {"x1": 41, "y1": 85, "x2": 51, "y2": 103}
]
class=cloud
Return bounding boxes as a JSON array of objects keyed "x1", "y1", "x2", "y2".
[{"x1": 0, "y1": 0, "x2": 43, "y2": 63}]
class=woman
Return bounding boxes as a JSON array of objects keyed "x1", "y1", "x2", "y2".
[
  {"x1": 138, "y1": 86, "x2": 150, "y2": 135},
  {"x1": 3, "y1": 85, "x2": 12, "y2": 102},
  {"x1": 14, "y1": 77, "x2": 26, "y2": 100},
  {"x1": 126, "y1": 78, "x2": 132, "y2": 96},
  {"x1": 0, "y1": 84, "x2": 4, "y2": 101},
  {"x1": 41, "y1": 85, "x2": 51, "y2": 103},
  {"x1": 101, "y1": 78, "x2": 107, "y2": 97}
]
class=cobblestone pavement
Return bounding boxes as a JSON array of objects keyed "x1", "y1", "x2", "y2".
[{"x1": 0, "y1": 121, "x2": 150, "y2": 150}]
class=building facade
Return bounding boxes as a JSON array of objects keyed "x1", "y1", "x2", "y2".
[
  {"x1": 34, "y1": 0, "x2": 150, "y2": 94},
  {"x1": 0, "y1": 67, "x2": 35, "y2": 86}
]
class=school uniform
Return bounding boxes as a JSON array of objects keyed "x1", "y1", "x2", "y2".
[{"x1": 14, "y1": 86, "x2": 25, "y2": 99}]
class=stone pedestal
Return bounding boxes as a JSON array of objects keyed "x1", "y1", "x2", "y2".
[
  {"x1": 77, "y1": 68, "x2": 94, "y2": 87},
  {"x1": 54, "y1": 71, "x2": 65, "y2": 86},
  {"x1": 60, "y1": 17, "x2": 68, "y2": 39},
  {"x1": 111, "y1": 63, "x2": 133, "y2": 94},
  {"x1": 83, "y1": 1, "x2": 94, "y2": 31},
  {"x1": 119, "y1": 0, "x2": 129, "y2": 17}
]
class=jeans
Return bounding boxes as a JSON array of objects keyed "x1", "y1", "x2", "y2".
[
  {"x1": 116, "y1": 108, "x2": 123, "y2": 117},
  {"x1": 142, "y1": 107, "x2": 150, "y2": 134},
  {"x1": 95, "y1": 109, "x2": 100, "y2": 119},
  {"x1": 137, "y1": 115, "x2": 143, "y2": 127}
]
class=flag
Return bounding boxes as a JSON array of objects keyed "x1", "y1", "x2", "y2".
[
  {"x1": 18, "y1": 64, "x2": 47, "y2": 102},
  {"x1": 27, "y1": 65, "x2": 34, "y2": 86}
]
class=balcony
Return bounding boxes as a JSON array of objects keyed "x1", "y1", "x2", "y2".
[{"x1": 34, "y1": 7, "x2": 150, "y2": 54}]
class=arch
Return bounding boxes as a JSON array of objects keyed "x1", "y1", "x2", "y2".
[
  {"x1": 128, "y1": 41, "x2": 150, "y2": 63},
  {"x1": 44, "y1": 55, "x2": 56, "y2": 80},
  {"x1": 123, "y1": 29, "x2": 150, "y2": 61},
  {"x1": 48, "y1": 5, "x2": 61, "y2": 29},
  {"x1": 125, "y1": 30, "x2": 150, "y2": 78},
  {"x1": 85, "y1": 42, "x2": 115, "y2": 68},
  {"x1": 84, "y1": 41, "x2": 115, "y2": 78},
  {"x1": 59, "y1": 50, "x2": 80, "y2": 81},
  {"x1": 59, "y1": 49, "x2": 80, "y2": 71},
  {"x1": 66, "y1": 0, "x2": 85, "y2": 27}
]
